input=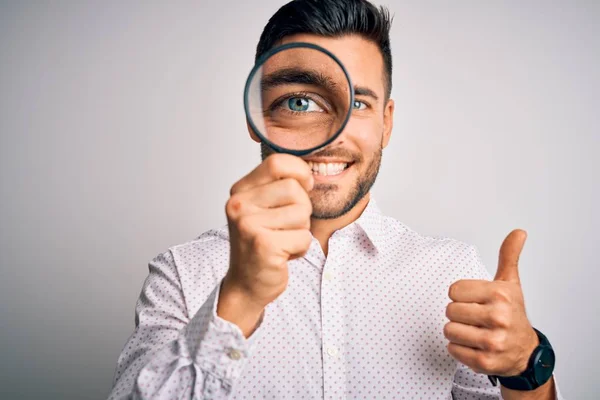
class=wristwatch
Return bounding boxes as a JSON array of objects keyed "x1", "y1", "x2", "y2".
[{"x1": 488, "y1": 328, "x2": 556, "y2": 391}]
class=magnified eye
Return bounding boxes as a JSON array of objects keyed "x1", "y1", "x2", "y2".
[{"x1": 286, "y1": 97, "x2": 324, "y2": 112}]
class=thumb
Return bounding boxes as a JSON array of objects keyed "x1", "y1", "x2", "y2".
[{"x1": 494, "y1": 229, "x2": 527, "y2": 283}]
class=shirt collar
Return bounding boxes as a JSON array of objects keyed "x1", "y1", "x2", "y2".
[
  {"x1": 351, "y1": 196, "x2": 386, "y2": 252},
  {"x1": 216, "y1": 196, "x2": 387, "y2": 253}
]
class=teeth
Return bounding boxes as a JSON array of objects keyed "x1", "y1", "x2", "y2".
[{"x1": 306, "y1": 161, "x2": 349, "y2": 176}]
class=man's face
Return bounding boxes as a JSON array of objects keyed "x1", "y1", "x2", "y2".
[{"x1": 254, "y1": 34, "x2": 394, "y2": 219}]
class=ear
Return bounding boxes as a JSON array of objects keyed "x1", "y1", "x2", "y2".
[
  {"x1": 382, "y1": 98, "x2": 394, "y2": 149},
  {"x1": 247, "y1": 120, "x2": 261, "y2": 143}
]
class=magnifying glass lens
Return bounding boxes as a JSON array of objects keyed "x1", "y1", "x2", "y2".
[{"x1": 245, "y1": 46, "x2": 352, "y2": 153}]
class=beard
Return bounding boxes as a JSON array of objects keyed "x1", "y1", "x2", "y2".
[{"x1": 260, "y1": 140, "x2": 383, "y2": 219}]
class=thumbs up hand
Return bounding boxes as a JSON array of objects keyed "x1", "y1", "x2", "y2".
[{"x1": 444, "y1": 229, "x2": 539, "y2": 377}]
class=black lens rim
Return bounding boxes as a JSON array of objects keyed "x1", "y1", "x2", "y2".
[{"x1": 243, "y1": 42, "x2": 355, "y2": 156}]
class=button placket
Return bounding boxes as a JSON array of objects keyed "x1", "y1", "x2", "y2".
[{"x1": 321, "y1": 235, "x2": 346, "y2": 400}]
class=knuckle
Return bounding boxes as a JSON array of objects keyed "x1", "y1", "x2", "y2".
[
  {"x1": 296, "y1": 231, "x2": 312, "y2": 256},
  {"x1": 237, "y1": 216, "x2": 255, "y2": 238},
  {"x1": 448, "y1": 282, "x2": 458, "y2": 299},
  {"x1": 302, "y1": 230, "x2": 313, "y2": 246},
  {"x1": 446, "y1": 342, "x2": 454, "y2": 356},
  {"x1": 265, "y1": 154, "x2": 282, "y2": 174},
  {"x1": 229, "y1": 181, "x2": 242, "y2": 196},
  {"x1": 283, "y1": 178, "x2": 300, "y2": 193},
  {"x1": 289, "y1": 178, "x2": 307, "y2": 198},
  {"x1": 280, "y1": 204, "x2": 296, "y2": 222},
  {"x1": 225, "y1": 196, "x2": 240, "y2": 218},
  {"x1": 252, "y1": 231, "x2": 268, "y2": 251},
  {"x1": 476, "y1": 354, "x2": 494, "y2": 372},
  {"x1": 229, "y1": 181, "x2": 241, "y2": 196},
  {"x1": 300, "y1": 162, "x2": 312, "y2": 178},
  {"x1": 491, "y1": 285, "x2": 511, "y2": 303},
  {"x1": 291, "y1": 186, "x2": 312, "y2": 212},
  {"x1": 264, "y1": 254, "x2": 281, "y2": 268},
  {"x1": 443, "y1": 322, "x2": 453, "y2": 338},
  {"x1": 495, "y1": 330, "x2": 508, "y2": 349},
  {"x1": 258, "y1": 240, "x2": 275, "y2": 259},
  {"x1": 299, "y1": 192, "x2": 312, "y2": 211},
  {"x1": 498, "y1": 301, "x2": 514, "y2": 315},
  {"x1": 485, "y1": 332, "x2": 506, "y2": 352},
  {"x1": 301, "y1": 202, "x2": 313, "y2": 219},
  {"x1": 483, "y1": 336, "x2": 498, "y2": 352},
  {"x1": 489, "y1": 311, "x2": 510, "y2": 329}
]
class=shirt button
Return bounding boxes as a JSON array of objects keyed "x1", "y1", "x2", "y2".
[
  {"x1": 228, "y1": 349, "x2": 242, "y2": 360},
  {"x1": 327, "y1": 346, "x2": 338, "y2": 357},
  {"x1": 323, "y1": 272, "x2": 334, "y2": 281}
]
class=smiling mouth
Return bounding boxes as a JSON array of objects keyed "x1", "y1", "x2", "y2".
[{"x1": 306, "y1": 161, "x2": 352, "y2": 176}]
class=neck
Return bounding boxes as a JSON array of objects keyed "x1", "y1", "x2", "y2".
[{"x1": 310, "y1": 193, "x2": 371, "y2": 257}]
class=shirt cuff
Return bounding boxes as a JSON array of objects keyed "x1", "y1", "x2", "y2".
[
  {"x1": 181, "y1": 279, "x2": 266, "y2": 384},
  {"x1": 552, "y1": 374, "x2": 566, "y2": 400}
]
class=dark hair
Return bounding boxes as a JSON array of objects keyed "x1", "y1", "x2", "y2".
[{"x1": 255, "y1": 0, "x2": 394, "y2": 99}]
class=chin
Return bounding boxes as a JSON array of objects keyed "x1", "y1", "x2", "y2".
[{"x1": 309, "y1": 187, "x2": 355, "y2": 220}]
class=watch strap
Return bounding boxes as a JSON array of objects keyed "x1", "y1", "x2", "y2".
[{"x1": 488, "y1": 328, "x2": 553, "y2": 391}]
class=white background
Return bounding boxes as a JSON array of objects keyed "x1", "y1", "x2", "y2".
[{"x1": 0, "y1": 1, "x2": 598, "y2": 399}]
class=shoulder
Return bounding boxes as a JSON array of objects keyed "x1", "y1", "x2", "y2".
[
  {"x1": 169, "y1": 225, "x2": 230, "y2": 261},
  {"x1": 148, "y1": 225, "x2": 231, "y2": 277},
  {"x1": 380, "y1": 214, "x2": 489, "y2": 280},
  {"x1": 380, "y1": 213, "x2": 472, "y2": 250}
]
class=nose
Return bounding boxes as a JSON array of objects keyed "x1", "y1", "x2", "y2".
[{"x1": 324, "y1": 109, "x2": 355, "y2": 150}]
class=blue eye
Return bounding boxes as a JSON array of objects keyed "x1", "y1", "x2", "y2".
[
  {"x1": 288, "y1": 97, "x2": 310, "y2": 111},
  {"x1": 285, "y1": 97, "x2": 323, "y2": 113},
  {"x1": 353, "y1": 100, "x2": 367, "y2": 110}
]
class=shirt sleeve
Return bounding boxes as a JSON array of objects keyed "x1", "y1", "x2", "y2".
[
  {"x1": 107, "y1": 250, "x2": 265, "y2": 400},
  {"x1": 451, "y1": 245, "x2": 566, "y2": 400},
  {"x1": 452, "y1": 365, "x2": 566, "y2": 400},
  {"x1": 452, "y1": 362, "x2": 501, "y2": 399}
]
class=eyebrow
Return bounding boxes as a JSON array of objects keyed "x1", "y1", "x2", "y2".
[
  {"x1": 261, "y1": 68, "x2": 339, "y2": 93},
  {"x1": 354, "y1": 86, "x2": 379, "y2": 101},
  {"x1": 260, "y1": 68, "x2": 379, "y2": 102}
]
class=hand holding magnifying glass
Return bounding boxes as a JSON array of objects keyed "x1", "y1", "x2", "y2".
[{"x1": 218, "y1": 43, "x2": 354, "y2": 336}]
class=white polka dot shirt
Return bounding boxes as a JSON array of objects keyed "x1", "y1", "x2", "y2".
[{"x1": 108, "y1": 199, "x2": 563, "y2": 399}]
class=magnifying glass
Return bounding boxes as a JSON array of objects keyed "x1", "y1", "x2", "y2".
[{"x1": 244, "y1": 42, "x2": 354, "y2": 156}]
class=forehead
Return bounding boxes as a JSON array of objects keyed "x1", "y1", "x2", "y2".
[{"x1": 278, "y1": 34, "x2": 386, "y2": 97}]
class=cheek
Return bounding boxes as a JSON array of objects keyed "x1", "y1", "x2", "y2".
[{"x1": 345, "y1": 118, "x2": 384, "y2": 152}]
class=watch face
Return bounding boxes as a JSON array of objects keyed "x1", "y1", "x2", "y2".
[{"x1": 533, "y1": 346, "x2": 556, "y2": 385}]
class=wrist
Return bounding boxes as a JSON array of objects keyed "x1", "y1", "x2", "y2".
[
  {"x1": 217, "y1": 277, "x2": 266, "y2": 338},
  {"x1": 489, "y1": 327, "x2": 556, "y2": 393},
  {"x1": 516, "y1": 327, "x2": 541, "y2": 374}
]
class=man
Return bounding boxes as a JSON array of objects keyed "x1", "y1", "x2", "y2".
[{"x1": 109, "y1": 0, "x2": 563, "y2": 399}]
